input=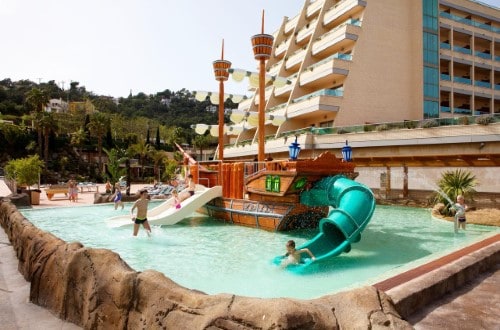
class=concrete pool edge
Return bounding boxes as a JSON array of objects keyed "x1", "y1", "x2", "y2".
[{"x1": 374, "y1": 234, "x2": 500, "y2": 320}]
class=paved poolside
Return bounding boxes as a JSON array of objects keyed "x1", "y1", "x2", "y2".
[{"x1": 1, "y1": 178, "x2": 499, "y2": 329}]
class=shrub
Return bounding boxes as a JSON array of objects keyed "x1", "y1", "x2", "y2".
[
  {"x1": 475, "y1": 115, "x2": 494, "y2": 125},
  {"x1": 4, "y1": 154, "x2": 44, "y2": 189},
  {"x1": 432, "y1": 169, "x2": 477, "y2": 216},
  {"x1": 458, "y1": 116, "x2": 469, "y2": 125},
  {"x1": 421, "y1": 120, "x2": 438, "y2": 128},
  {"x1": 404, "y1": 121, "x2": 417, "y2": 129},
  {"x1": 376, "y1": 124, "x2": 389, "y2": 131},
  {"x1": 363, "y1": 124, "x2": 375, "y2": 132}
]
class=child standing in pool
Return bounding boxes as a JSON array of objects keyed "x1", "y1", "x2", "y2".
[
  {"x1": 113, "y1": 183, "x2": 124, "y2": 210},
  {"x1": 130, "y1": 189, "x2": 152, "y2": 237},
  {"x1": 453, "y1": 194, "x2": 468, "y2": 232},
  {"x1": 281, "y1": 240, "x2": 316, "y2": 267}
]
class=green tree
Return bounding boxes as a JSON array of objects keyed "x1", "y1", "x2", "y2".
[
  {"x1": 128, "y1": 138, "x2": 152, "y2": 180},
  {"x1": 87, "y1": 112, "x2": 110, "y2": 172},
  {"x1": 4, "y1": 154, "x2": 44, "y2": 190},
  {"x1": 155, "y1": 126, "x2": 161, "y2": 149},
  {"x1": 434, "y1": 169, "x2": 477, "y2": 216},
  {"x1": 103, "y1": 147, "x2": 126, "y2": 187},
  {"x1": 40, "y1": 112, "x2": 57, "y2": 167},
  {"x1": 193, "y1": 134, "x2": 214, "y2": 161},
  {"x1": 25, "y1": 88, "x2": 49, "y2": 157},
  {"x1": 150, "y1": 149, "x2": 169, "y2": 182},
  {"x1": 161, "y1": 158, "x2": 178, "y2": 184}
]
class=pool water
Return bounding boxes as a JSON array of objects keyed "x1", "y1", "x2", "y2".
[{"x1": 20, "y1": 204, "x2": 498, "y2": 299}]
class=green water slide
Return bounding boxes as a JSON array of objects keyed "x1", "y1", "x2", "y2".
[{"x1": 297, "y1": 175, "x2": 376, "y2": 262}]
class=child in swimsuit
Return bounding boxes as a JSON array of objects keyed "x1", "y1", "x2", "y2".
[
  {"x1": 113, "y1": 183, "x2": 124, "y2": 210},
  {"x1": 172, "y1": 190, "x2": 181, "y2": 209},
  {"x1": 454, "y1": 194, "x2": 468, "y2": 231},
  {"x1": 130, "y1": 189, "x2": 151, "y2": 236},
  {"x1": 281, "y1": 240, "x2": 316, "y2": 267}
]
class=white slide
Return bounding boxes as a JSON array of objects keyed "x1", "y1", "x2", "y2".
[{"x1": 106, "y1": 185, "x2": 222, "y2": 228}]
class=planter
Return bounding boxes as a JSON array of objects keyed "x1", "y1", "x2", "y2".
[{"x1": 30, "y1": 190, "x2": 41, "y2": 205}]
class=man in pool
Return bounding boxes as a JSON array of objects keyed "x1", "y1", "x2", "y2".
[
  {"x1": 130, "y1": 189, "x2": 152, "y2": 237},
  {"x1": 281, "y1": 240, "x2": 316, "y2": 267}
]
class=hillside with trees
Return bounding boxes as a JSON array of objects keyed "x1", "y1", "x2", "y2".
[{"x1": 0, "y1": 78, "x2": 232, "y2": 185}]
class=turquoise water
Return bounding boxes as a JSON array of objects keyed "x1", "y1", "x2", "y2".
[{"x1": 20, "y1": 204, "x2": 498, "y2": 299}]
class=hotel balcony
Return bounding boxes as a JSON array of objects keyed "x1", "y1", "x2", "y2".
[
  {"x1": 268, "y1": 62, "x2": 281, "y2": 77},
  {"x1": 440, "y1": 42, "x2": 495, "y2": 66},
  {"x1": 323, "y1": 0, "x2": 366, "y2": 28},
  {"x1": 267, "y1": 103, "x2": 287, "y2": 116},
  {"x1": 311, "y1": 19, "x2": 360, "y2": 56},
  {"x1": 254, "y1": 86, "x2": 274, "y2": 106},
  {"x1": 274, "y1": 74, "x2": 297, "y2": 97},
  {"x1": 285, "y1": 48, "x2": 307, "y2": 71},
  {"x1": 307, "y1": 0, "x2": 325, "y2": 18},
  {"x1": 286, "y1": 89, "x2": 343, "y2": 119},
  {"x1": 299, "y1": 53, "x2": 351, "y2": 88},
  {"x1": 296, "y1": 19, "x2": 318, "y2": 45},
  {"x1": 274, "y1": 39, "x2": 290, "y2": 58},
  {"x1": 284, "y1": 15, "x2": 300, "y2": 35},
  {"x1": 238, "y1": 97, "x2": 252, "y2": 111},
  {"x1": 439, "y1": 11, "x2": 500, "y2": 35}
]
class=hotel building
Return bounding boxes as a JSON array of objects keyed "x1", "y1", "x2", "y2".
[{"x1": 222, "y1": 0, "x2": 499, "y2": 167}]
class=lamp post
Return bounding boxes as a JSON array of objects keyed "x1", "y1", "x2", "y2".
[
  {"x1": 289, "y1": 136, "x2": 301, "y2": 160},
  {"x1": 212, "y1": 40, "x2": 231, "y2": 161},
  {"x1": 341, "y1": 140, "x2": 352, "y2": 162},
  {"x1": 251, "y1": 10, "x2": 274, "y2": 162}
]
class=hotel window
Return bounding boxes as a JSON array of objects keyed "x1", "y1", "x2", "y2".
[{"x1": 422, "y1": 0, "x2": 439, "y2": 118}]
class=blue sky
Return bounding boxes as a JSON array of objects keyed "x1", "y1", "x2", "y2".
[{"x1": 1, "y1": 0, "x2": 498, "y2": 98}]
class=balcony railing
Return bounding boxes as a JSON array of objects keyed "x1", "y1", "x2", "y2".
[
  {"x1": 296, "y1": 19, "x2": 317, "y2": 44},
  {"x1": 475, "y1": 51, "x2": 492, "y2": 60},
  {"x1": 285, "y1": 15, "x2": 300, "y2": 34},
  {"x1": 224, "y1": 114, "x2": 500, "y2": 151},
  {"x1": 440, "y1": 73, "x2": 451, "y2": 81},
  {"x1": 454, "y1": 108, "x2": 472, "y2": 114},
  {"x1": 453, "y1": 45, "x2": 472, "y2": 55},
  {"x1": 440, "y1": 11, "x2": 500, "y2": 33},
  {"x1": 285, "y1": 48, "x2": 306, "y2": 70},
  {"x1": 307, "y1": 0, "x2": 325, "y2": 18},
  {"x1": 323, "y1": 0, "x2": 366, "y2": 27},
  {"x1": 475, "y1": 80, "x2": 491, "y2": 88},
  {"x1": 440, "y1": 42, "x2": 451, "y2": 50},
  {"x1": 312, "y1": 19, "x2": 360, "y2": 55},
  {"x1": 453, "y1": 76, "x2": 472, "y2": 85}
]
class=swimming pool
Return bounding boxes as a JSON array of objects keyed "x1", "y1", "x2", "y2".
[{"x1": 20, "y1": 204, "x2": 498, "y2": 299}]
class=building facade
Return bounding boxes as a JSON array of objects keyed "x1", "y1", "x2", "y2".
[{"x1": 222, "y1": 0, "x2": 498, "y2": 160}]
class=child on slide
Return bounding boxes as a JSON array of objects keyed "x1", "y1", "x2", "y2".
[{"x1": 281, "y1": 240, "x2": 316, "y2": 267}]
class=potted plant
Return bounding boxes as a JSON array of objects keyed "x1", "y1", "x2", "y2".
[{"x1": 4, "y1": 154, "x2": 44, "y2": 205}]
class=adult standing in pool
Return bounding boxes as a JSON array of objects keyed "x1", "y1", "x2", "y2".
[{"x1": 130, "y1": 189, "x2": 152, "y2": 236}]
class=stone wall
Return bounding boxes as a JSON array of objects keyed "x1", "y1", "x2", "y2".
[{"x1": 0, "y1": 201, "x2": 412, "y2": 329}]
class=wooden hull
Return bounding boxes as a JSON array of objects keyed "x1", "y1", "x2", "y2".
[{"x1": 203, "y1": 197, "x2": 328, "y2": 231}]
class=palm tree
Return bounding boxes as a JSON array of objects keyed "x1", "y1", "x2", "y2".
[
  {"x1": 103, "y1": 147, "x2": 127, "y2": 187},
  {"x1": 25, "y1": 88, "x2": 49, "y2": 157},
  {"x1": 128, "y1": 138, "x2": 152, "y2": 180},
  {"x1": 434, "y1": 169, "x2": 477, "y2": 215},
  {"x1": 193, "y1": 134, "x2": 214, "y2": 161},
  {"x1": 150, "y1": 149, "x2": 169, "y2": 182},
  {"x1": 87, "y1": 112, "x2": 110, "y2": 173},
  {"x1": 40, "y1": 112, "x2": 57, "y2": 167}
]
